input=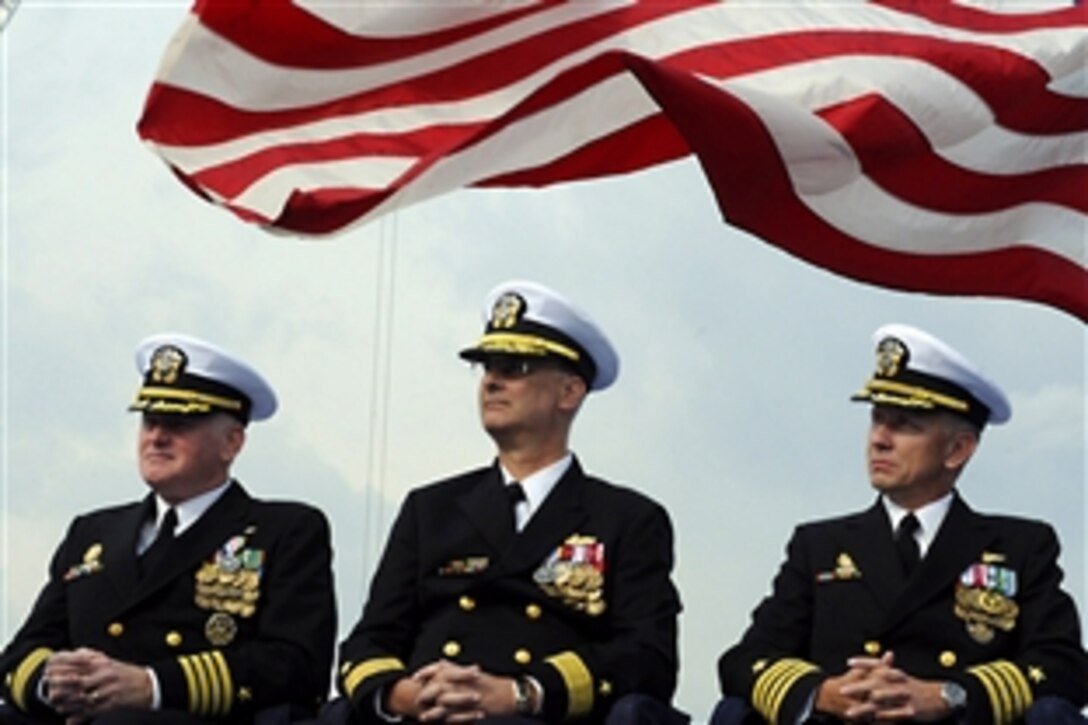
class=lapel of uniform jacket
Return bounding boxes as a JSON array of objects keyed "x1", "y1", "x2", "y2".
[
  {"x1": 125, "y1": 481, "x2": 252, "y2": 609},
  {"x1": 100, "y1": 496, "x2": 150, "y2": 599},
  {"x1": 501, "y1": 458, "x2": 589, "y2": 577},
  {"x1": 838, "y1": 500, "x2": 907, "y2": 614},
  {"x1": 457, "y1": 464, "x2": 518, "y2": 556},
  {"x1": 881, "y1": 494, "x2": 989, "y2": 633}
]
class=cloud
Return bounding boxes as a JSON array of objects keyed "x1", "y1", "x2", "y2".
[{"x1": 2, "y1": 6, "x2": 1084, "y2": 720}]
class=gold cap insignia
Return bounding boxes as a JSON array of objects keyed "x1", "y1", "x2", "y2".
[
  {"x1": 490, "y1": 292, "x2": 525, "y2": 330},
  {"x1": 149, "y1": 345, "x2": 187, "y2": 385},
  {"x1": 875, "y1": 337, "x2": 907, "y2": 377}
]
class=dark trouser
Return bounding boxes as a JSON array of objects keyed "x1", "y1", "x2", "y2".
[
  {"x1": 1024, "y1": 696, "x2": 1088, "y2": 725},
  {"x1": 708, "y1": 697, "x2": 762, "y2": 725},
  {"x1": 318, "y1": 693, "x2": 688, "y2": 724},
  {"x1": 0, "y1": 704, "x2": 211, "y2": 724},
  {"x1": 603, "y1": 694, "x2": 689, "y2": 725},
  {"x1": 708, "y1": 694, "x2": 1087, "y2": 724},
  {"x1": 0, "y1": 702, "x2": 305, "y2": 724}
]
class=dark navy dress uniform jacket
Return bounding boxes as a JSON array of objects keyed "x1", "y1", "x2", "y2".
[
  {"x1": 719, "y1": 494, "x2": 1088, "y2": 724},
  {"x1": 0, "y1": 481, "x2": 336, "y2": 723},
  {"x1": 338, "y1": 458, "x2": 681, "y2": 723}
]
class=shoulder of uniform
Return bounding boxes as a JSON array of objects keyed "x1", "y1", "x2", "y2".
[
  {"x1": 799, "y1": 507, "x2": 871, "y2": 533},
  {"x1": 580, "y1": 475, "x2": 669, "y2": 514},
  {"x1": 246, "y1": 499, "x2": 331, "y2": 530},
  {"x1": 410, "y1": 466, "x2": 495, "y2": 497}
]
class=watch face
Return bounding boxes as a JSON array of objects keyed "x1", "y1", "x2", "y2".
[{"x1": 942, "y1": 682, "x2": 967, "y2": 710}]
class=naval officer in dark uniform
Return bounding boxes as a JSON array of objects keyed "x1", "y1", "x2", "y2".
[
  {"x1": 334, "y1": 280, "x2": 684, "y2": 724},
  {"x1": 712, "y1": 323, "x2": 1087, "y2": 725},
  {"x1": 0, "y1": 333, "x2": 336, "y2": 724}
]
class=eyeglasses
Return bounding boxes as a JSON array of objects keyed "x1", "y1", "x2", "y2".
[
  {"x1": 141, "y1": 413, "x2": 208, "y2": 432},
  {"x1": 477, "y1": 357, "x2": 560, "y2": 378}
]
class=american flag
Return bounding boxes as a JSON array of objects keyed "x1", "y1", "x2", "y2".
[{"x1": 137, "y1": 1, "x2": 1087, "y2": 321}]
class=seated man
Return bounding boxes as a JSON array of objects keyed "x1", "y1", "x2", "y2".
[
  {"x1": 712, "y1": 323, "x2": 1087, "y2": 724},
  {"x1": 334, "y1": 280, "x2": 685, "y2": 724},
  {"x1": 1, "y1": 333, "x2": 336, "y2": 724}
]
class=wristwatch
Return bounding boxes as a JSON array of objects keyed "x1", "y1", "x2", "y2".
[
  {"x1": 512, "y1": 676, "x2": 535, "y2": 715},
  {"x1": 941, "y1": 681, "x2": 968, "y2": 712}
]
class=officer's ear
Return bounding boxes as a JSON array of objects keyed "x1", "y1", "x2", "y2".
[
  {"x1": 557, "y1": 372, "x2": 588, "y2": 414},
  {"x1": 942, "y1": 425, "x2": 978, "y2": 472},
  {"x1": 215, "y1": 415, "x2": 247, "y2": 464}
]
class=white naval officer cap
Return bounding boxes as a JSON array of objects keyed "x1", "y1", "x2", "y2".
[
  {"x1": 128, "y1": 333, "x2": 277, "y2": 424},
  {"x1": 459, "y1": 279, "x2": 619, "y2": 391},
  {"x1": 851, "y1": 323, "x2": 1010, "y2": 428}
]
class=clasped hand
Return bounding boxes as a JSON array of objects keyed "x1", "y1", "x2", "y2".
[
  {"x1": 816, "y1": 651, "x2": 949, "y2": 722},
  {"x1": 388, "y1": 660, "x2": 519, "y2": 723},
  {"x1": 42, "y1": 648, "x2": 152, "y2": 723}
]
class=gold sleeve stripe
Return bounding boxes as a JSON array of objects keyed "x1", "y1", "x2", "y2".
[
  {"x1": 343, "y1": 657, "x2": 406, "y2": 699},
  {"x1": 993, "y1": 660, "x2": 1033, "y2": 719},
  {"x1": 211, "y1": 650, "x2": 234, "y2": 715},
  {"x1": 200, "y1": 653, "x2": 224, "y2": 717},
  {"x1": 752, "y1": 658, "x2": 819, "y2": 723},
  {"x1": 204, "y1": 653, "x2": 228, "y2": 714},
  {"x1": 178, "y1": 651, "x2": 234, "y2": 717},
  {"x1": 969, "y1": 660, "x2": 1033, "y2": 724},
  {"x1": 476, "y1": 333, "x2": 581, "y2": 362},
  {"x1": 968, "y1": 664, "x2": 1004, "y2": 723},
  {"x1": 191, "y1": 653, "x2": 213, "y2": 716},
  {"x1": 10, "y1": 647, "x2": 53, "y2": 711},
  {"x1": 545, "y1": 651, "x2": 594, "y2": 717},
  {"x1": 179, "y1": 655, "x2": 199, "y2": 714}
]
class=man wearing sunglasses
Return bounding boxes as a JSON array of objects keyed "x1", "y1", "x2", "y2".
[{"x1": 335, "y1": 280, "x2": 684, "y2": 724}]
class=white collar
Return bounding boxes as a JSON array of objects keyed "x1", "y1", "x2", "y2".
[
  {"x1": 501, "y1": 453, "x2": 573, "y2": 526},
  {"x1": 155, "y1": 479, "x2": 233, "y2": 536},
  {"x1": 882, "y1": 492, "x2": 953, "y2": 557}
]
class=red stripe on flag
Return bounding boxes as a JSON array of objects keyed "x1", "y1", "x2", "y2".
[
  {"x1": 138, "y1": 1, "x2": 1088, "y2": 321},
  {"x1": 875, "y1": 0, "x2": 1088, "y2": 31},
  {"x1": 820, "y1": 96, "x2": 1087, "y2": 214},
  {"x1": 623, "y1": 54, "x2": 1088, "y2": 320},
  {"x1": 193, "y1": 0, "x2": 561, "y2": 67}
]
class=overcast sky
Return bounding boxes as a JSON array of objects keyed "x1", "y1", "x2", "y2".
[{"x1": 1, "y1": 4, "x2": 1084, "y2": 719}]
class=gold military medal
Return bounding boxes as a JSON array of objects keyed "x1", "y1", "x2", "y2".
[
  {"x1": 194, "y1": 534, "x2": 264, "y2": 618},
  {"x1": 205, "y1": 612, "x2": 238, "y2": 646},
  {"x1": 955, "y1": 561, "x2": 1019, "y2": 644},
  {"x1": 534, "y1": 534, "x2": 607, "y2": 616}
]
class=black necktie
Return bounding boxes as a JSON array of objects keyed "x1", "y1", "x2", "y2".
[
  {"x1": 139, "y1": 507, "x2": 177, "y2": 577},
  {"x1": 506, "y1": 482, "x2": 526, "y2": 532},
  {"x1": 895, "y1": 513, "x2": 921, "y2": 576}
]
